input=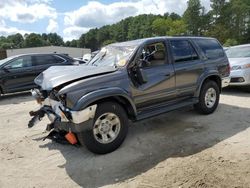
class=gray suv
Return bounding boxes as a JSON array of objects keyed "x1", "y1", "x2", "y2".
[{"x1": 29, "y1": 37, "x2": 230, "y2": 154}]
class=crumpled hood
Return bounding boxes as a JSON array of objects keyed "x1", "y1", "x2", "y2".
[
  {"x1": 34, "y1": 65, "x2": 117, "y2": 90},
  {"x1": 228, "y1": 57, "x2": 250, "y2": 66}
]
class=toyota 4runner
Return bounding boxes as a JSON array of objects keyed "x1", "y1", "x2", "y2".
[{"x1": 28, "y1": 37, "x2": 230, "y2": 154}]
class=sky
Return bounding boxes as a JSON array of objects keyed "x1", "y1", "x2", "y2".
[{"x1": 0, "y1": 0, "x2": 211, "y2": 41}]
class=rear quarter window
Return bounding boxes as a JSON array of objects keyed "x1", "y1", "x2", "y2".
[
  {"x1": 170, "y1": 40, "x2": 199, "y2": 63},
  {"x1": 194, "y1": 39, "x2": 225, "y2": 59}
]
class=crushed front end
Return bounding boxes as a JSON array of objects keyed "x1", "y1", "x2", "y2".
[{"x1": 28, "y1": 88, "x2": 97, "y2": 143}]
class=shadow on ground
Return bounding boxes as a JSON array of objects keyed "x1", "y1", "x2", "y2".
[
  {"x1": 0, "y1": 91, "x2": 32, "y2": 105},
  {"x1": 38, "y1": 98, "x2": 250, "y2": 188},
  {"x1": 222, "y1": 86, "x2": 250, "y2": 97}
]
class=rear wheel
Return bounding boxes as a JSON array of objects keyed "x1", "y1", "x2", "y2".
[
  {"x1": 77, "y1": 102, "x2": 128, "y2": 154},
  {"x1": 194, "y1": 80, "x2": 220, "y2": 114}
]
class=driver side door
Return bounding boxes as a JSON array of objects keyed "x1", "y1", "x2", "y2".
[{"x1": 130, "y1": 40, "x2": 176, "y2": 109}]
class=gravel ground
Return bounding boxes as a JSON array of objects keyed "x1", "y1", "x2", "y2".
[{"x1": 0, "y1": 88, "x2": 249, "y2": 188}]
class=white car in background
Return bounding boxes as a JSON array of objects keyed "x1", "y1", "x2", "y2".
[{"x1": 226, "y1": 44, "x2": 250, "y2": 91}]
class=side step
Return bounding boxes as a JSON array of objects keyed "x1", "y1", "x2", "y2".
[{"x1": 136, "y1": 98, "x2": 198, "y2": 121}]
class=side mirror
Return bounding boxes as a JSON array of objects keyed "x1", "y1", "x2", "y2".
[{"x1": 136, "y1": 67, "x2": 148, "y2": 84}]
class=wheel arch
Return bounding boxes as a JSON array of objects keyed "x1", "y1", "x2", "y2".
[
  {"x1": 73, "y1": 88, "x2": 137, "y2": 120},
  {"x1": 195, "y1": 74, "x2": 222, "y2": 97}
]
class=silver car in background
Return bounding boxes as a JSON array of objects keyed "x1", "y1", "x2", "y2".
[{"x1": 226, "y1": 44, "x2": 250, "y2": 91}]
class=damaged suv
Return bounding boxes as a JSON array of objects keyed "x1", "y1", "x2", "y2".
[{"x1": 29, "y1": 37, "x2": 230, "y2": 154}]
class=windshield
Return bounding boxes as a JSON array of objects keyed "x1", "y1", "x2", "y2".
[
  {"x1": 0, "y1": 57, "x2": 14, "y2": 66},
  {"x1": 226, "y1": 46, "x2": 250, "y2": 58},
  {"x1": 88, "y1": 45, "x2": 136, "y2": 67}
]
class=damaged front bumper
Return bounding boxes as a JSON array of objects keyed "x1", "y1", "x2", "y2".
[{"x1": 29, "y1": 89, "x2": 97, "y2": 133}]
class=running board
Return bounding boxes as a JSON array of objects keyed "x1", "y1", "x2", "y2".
[{"x1": 136, "y1": 98, "x2": 198, "y2": 121}]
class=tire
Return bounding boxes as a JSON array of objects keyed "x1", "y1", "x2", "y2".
[
  {"x1": 244, "y1": 86, "x2": 250, "y2": 93},
  {"x1": 194, "y1": 80, "x2": 220, "y2": 114},
  {"x1": 77, "y1": 102, "x2": 128, "y2": 154}
]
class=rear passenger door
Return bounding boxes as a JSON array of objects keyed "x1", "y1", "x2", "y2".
[
  {"x1": 33, "y1": 54, "x2": 66, "y2": 75},
  {"x1": 169, "y1": 39, "x2": 204, "y2": 97}
]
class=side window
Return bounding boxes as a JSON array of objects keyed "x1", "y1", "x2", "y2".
[
  {"x1": 6, "y1": 56, "x2": 32, "y2": 69},
  {"x1": 53, "y1": 55, "x2": 66, "y2": 64},
  {"x1": 194, "y1": 39, "x2": 225, "y2": 59},
  {"x1": 170, "y1": 40, "x2": 199, "y2": 63},
  {"x1": 33, "y1": 55, "x2": 56, "y2": 66},
  {"x1": 140, "y1": 42, "x2": 167, "y2": 67}
]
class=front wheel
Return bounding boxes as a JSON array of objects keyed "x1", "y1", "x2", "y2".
[
  {"x1": 194, "y1": 80, "x2": 220, "y2": 114},
  {"x1": 77, "y1": 102, "x2": 128, "y2": 154}
]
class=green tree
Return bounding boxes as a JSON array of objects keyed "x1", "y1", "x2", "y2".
[
  {"x1": 183, "y1": 0, "x2": 204, "y2": 35},
  {"x1": 24, "y1": 33, "x2": 44, "y2": 47},
  {"x1": 7, "y1": 33, "x2": 24, "y2": 48},
  {"x1": 69, "y1": 39, "x2": 78, "y2": 47},
  {"x1": 224, "y1": 38, "x2": 239, "y2": 46},
  {"x1": 169, "y1": 13, "x2": 181, "y2": 20},
  {"x1": 211, "y1": 0, "x2": 226, "y2": 18},
  {"x1": 152, "y1": 18, "x2": 168, "y2": 36},
  {"x1": 102, "y1": 39, "x2": 117, "y2": 46},
  {"x1": 46, "y1": 33, "x2": 64, "y2": 46},
  {"x1": 167, "y1": 20, "x2": 187, "y2": 36}
]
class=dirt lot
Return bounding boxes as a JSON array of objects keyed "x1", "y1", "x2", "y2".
[{"x1": 0, "y1": 88, "x2": 250, "y2": 188}]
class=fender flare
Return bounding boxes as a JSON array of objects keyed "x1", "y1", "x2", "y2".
[
  {"x1": 72, "y1": 87, "x2": 137, "y2": 116},
  {"x1": 194, "y1": 71, "x2": 221, "y2": 98}
]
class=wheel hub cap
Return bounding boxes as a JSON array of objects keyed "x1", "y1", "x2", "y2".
[
  {"x1": 93, "y1": 113, "x2": 121, "y2": 144},
  {"x1": 205, "y1": 88, "x2": 216, "y2": 108}
]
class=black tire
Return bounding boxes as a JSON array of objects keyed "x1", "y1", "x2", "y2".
[
  {"x1": 194, "y1": 80, "x2": 220, "y2": 114},
  {"x1": 77, "y1": 102, "x2": 128, "y2": 154},
  {"x1": 244, "y1": 86, "x2": 250, "y2": 93}
]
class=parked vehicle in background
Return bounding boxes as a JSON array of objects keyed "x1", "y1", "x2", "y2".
[
  {"x1": 0, "y1": 53, "x2": 78, "y2": 96},
  {"x1": 74, "y1": 57, "x2": 88, "y2": 64},
  {"x1": 29, "y1": 37, "x2": 230, "y2": 154},
  {"x1": 74, "y1": 51, "x2": 100, "y2": 64},
  {"x1": 226, "y1": 44, "x2": 250, "y2": 91}
]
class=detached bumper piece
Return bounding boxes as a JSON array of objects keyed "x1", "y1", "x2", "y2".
[
  {"x1": 28, "y1": 106, "x2": 56, "y2": 128},
  {"x1": 28, "y1": 101, "x2": 97, "y2": 145},
  {"x1": 42, "y1": 130, "x2": 79, "y2": 146}
]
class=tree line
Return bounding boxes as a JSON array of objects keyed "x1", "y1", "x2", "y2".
[{"x1": 0, "y1": 0, "x2": 250, "y2": 51}]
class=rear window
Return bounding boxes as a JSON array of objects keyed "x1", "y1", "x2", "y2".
[
  {"x1": 194, "y1": 39, "x2": 225, "y2": 59},
  {"x1": 33, "y1": 55, "x2": 56, "y2": 66},
  {"x1": 53, "y1": 55, "x2": 66, "y2": 63},
  {"x1": 58, "y1": 54, "x2": 74, "y2": 62},
  {"x1": 170, "y1": 40, "x2": 199, "y2": 62}
]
